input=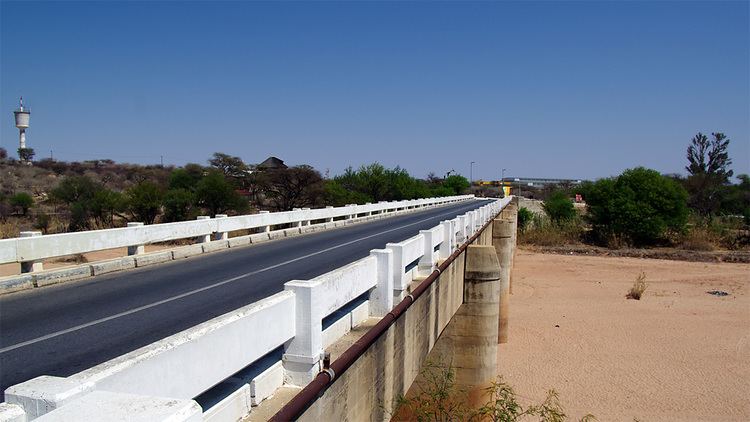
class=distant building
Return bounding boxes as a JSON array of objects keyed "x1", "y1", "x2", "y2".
[{"x1": 257, "y1": 156, "x2": 287, "y2": 171}]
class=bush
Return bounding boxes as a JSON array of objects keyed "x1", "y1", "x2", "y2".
[
  {"x1": 9, "y1": 192, "x2": 33, "y2": 215},
  {"x1": 626, "y1": 272, "x2": 647, "y2": 300},
  {"x1": 125, "y1": 181, "x2": 164, "y2": 224},
  {"x1": 542, "y1": 191, "x2": 575, "y2": 225},
  {"x1": 517, "y1": 207, "x2": 534, "y2": 232},
  {"x1": 582, "y1": 167, "x2": 688, "y2": 247},
  {"x1": 195, "y1": 171, "x2": 247, "y2": 216},
  {"x1": 163, "y1": 189, "x2": 196, "y2": 222}
]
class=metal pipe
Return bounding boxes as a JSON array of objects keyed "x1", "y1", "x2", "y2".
[{"x1": 270, "y1": 206, "x2": 503, "y2": 421}]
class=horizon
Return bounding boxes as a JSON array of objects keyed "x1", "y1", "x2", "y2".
[{"x1": 2, "y1": 1, "x2": 748, "y2": 181}]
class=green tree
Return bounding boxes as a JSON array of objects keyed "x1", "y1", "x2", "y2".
[
  {"x1": 208, "y1": 152, "x2": 248, "y2": 185},
  {"x1": 17, "y1": 147, "x2": 35, "y2": 162},
  {"x1": 9, "y1": 192, "x2": 34, "y2": 216},
  {"x1": 51, "y1": 175, "x2": 102, "y2": 230},
  {"x1": 163, "y1": 188, "x2": 196, "y2": 222},
  {"x1": 323, "y1": 180, "x2": 372, "y2": 206},
  {"x1": 169, "y1": 166, "x2": 203, "y2": 191},
  {"x1": 542, "y1": 191, "x2": 575, "y2": 225},
  {"x1": 195, "y1": 171, "x2": 247, "y2": 216},
  {"x1": 582, "y1": 167, "x2": 688, "y2": 246},
  {"x1": 90, "y1": 189, "x2": 125, "y2": 227},
  {"x1": 685, "y1": 132, "x2": 733, "y2": 217},
  {"x1": 517, "y1": 207, "x2": 534, "y2": 232},
  {"x1": 125, "y1": 181, "x2": 164, "y2": 224},
  {"x1": 443, "y1": 175, "x2": 470, "y2": 195}
]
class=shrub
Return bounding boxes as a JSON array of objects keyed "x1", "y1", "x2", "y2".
[
  {"x1": 626, "y1": 272, "x2": 647, "y2": 300},
  {"x1": 125, "y1": 181, "x2": 164, "y2": 224},
  {"x1": 163, "y1": 188, "x2": 196, "y2": 222},
  {"x1": 195, "y1": 171, "x2": 247, "y2": 216},
  {"x1": 543, "y1": 191, "x2": 575, "y2": 225},
  {"x1": 517, "y1": 207, "x2": 534, "y2": 232},
  {"x1": 9, "y1": 192, "x2": 33, "y2": 215},
  {"x1": 582, "y1": 167, "x2": 688, "y2": 247}
]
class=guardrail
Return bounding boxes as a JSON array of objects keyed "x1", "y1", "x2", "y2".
[
  {"x1": 2, "y1": 197, "x2": 510, "y2": 422},
  {"x1": 0, "y1": 195, "x2": 473, "y2": 271}
]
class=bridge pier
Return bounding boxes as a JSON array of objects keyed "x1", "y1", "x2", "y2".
[{"x1": 492, "y1": 218, "x2": 513, "y2": 343}]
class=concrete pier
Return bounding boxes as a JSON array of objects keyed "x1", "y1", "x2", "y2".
[{"x1": 492, "y1": 218, "x2": 513, "y2": 344}]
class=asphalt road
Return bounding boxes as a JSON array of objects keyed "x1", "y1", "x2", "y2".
[{"x1": 0, "y1": 199, "x2": 489, "y2": 398}]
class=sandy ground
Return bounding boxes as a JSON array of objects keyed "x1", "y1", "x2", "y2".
[{"x1": 499, "y1": 250, "x2": 750, "y2": 421}]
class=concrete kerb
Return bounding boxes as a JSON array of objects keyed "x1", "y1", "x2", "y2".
[{"x1": 0, "y1": 199, "x2": 477, "y2": 297}]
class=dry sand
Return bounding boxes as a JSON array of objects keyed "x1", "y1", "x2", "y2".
[{"x1": 499, "y1": 250, "x2": 750, "y2": 421}]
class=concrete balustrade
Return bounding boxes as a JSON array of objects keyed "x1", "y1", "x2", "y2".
[
  {"x1": 0, "y1": 196, "x2": 473, "y2": 272},
  {"x1": 1, "y1": 197, "x2": 511, "y2": 422},
  {"x1": 19, "y1": 231, "x2": 43, "y2": 273}
]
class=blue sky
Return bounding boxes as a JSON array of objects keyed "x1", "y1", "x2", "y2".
[{"x1": 1, "y1": 1, "x2": 748, "y2": 181}]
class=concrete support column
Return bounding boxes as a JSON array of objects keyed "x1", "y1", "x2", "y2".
[
  {"x1": 125, "y1": 223, "x2": 145, "y2": 256},
  {"x1": 19, "y1": 231, "x2": 43, "y2": 273},
  {"x1": 196, "y1": 216, "x2": 211, "y2": 243},
  {"x1": 301, "y1": 208, "x2": 311, "y2": 226},
  {"x1": 418, "y1": 230, "x2": 436, "y2": 275},
  {"x1": 429, "y1": 245, "x2": 500, "y2": 407},
  {"x1": 365, "y1": 203, "x2": 372, "y2": 217},
  {"x1": 369, "y1": 249, "x2": 393, "y2": 316},
  {"x1": 259, "y1": 211, "x2": 271, "y2": 232},
  {"x1": 292, "y1": 208, "x2": 303, "y2": 228},
  {"x1": 214, "y1": 214, "x2": 228, "y2": 240},
  {"x1": 347, "y1": 204, "x2": 357, "y2": 220},
  {"x1": 282, "y1": 281, "x2": 322, "y2": 386},
  {"x1": 492, "y1": 218, "x2": 513, "y2": 344}
]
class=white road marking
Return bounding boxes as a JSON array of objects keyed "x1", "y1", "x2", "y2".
[{"x1": 0, "y1": 203, "x2": 482, "y2": 353}]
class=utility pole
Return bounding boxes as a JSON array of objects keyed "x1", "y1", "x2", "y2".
[{"x1": 470, "y1": 161, "x2": 475, "y2": 184}]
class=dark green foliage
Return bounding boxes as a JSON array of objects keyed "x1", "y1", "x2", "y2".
[
  {"x1": 169, "y1": 166, "x2": 203, "y2": 191},
  {"x1": 685, "y1": 132, "x2": 734, "y2": 217},
  {"x1": 542, "y1": 191, "x2": 575, "y2": 225},
  {"x1": 721, "y1": 174, "x2": 750, "y2": 224},
  {"x1": 90, "y1": 189, "x2": 125, "y2": 227},
  {"x1": 0, "y1": 147, "x2": 7, "y2": 160},
  {"x1": 323, "y1": 180, "x2": 372, "y2": 206},
  {"x1": 582, "y1": 167, "x2": 688, "y2": 246},
  {"x1": 195, "y1": 171, "x2": 247, "y2": 216},
  {"x1": 442, "y1": 175, "x2": 470, "y2": 195},
  {"x1": 17, "y1": 147, "x2": 35, "y2": 162},
  {"x1": 517, "y1": 207, "x2": 534, "y2": 232},
  {"x1": 163, "y1": 189, "x2": 196, "y2": 222},
  {"x1": 9, "y1": 192, "x2": 33, "y2": 215},
  {"x1": 51, "y1": 175, "x2": 107, "y2": 230},
  {"x1": 125, "y1": 181, "x2": 164, "y2": 224}
]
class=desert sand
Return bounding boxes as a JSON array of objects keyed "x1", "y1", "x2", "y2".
[{"x1": 499, "y1": 251, "x2": 750, "y2": 421}]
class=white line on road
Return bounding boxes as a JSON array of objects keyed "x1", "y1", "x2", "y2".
[{"x1": 0, "y1": 202, "x2": 481, "y2": 354}]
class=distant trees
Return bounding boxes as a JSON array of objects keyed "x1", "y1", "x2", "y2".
[
  {"x1": 125, "y1": 181, "x2": 163, "y2": 225},
  {"x1": 9, "y1": 192, "x2": 34, "y2": 216},
  {"x1": 195, "y1": 171, "x2": 247, "y2": 216},
  {"x1": 0, "y1": 147, "x2": 7, "y2": 161},
  {"x1": 264, "y1": 165, "x2": 324, "y2": 211},
  {"x1": 17, "y1": 147, "x2": 35, "y2": 162},
  {"x1": 542, "y1": 191, "x2": 575, "y2": 225},
  {"x1": 685, "y1": 132, "x2": 734, "y2": 217},
  {"x1": 442, "y1": 175, "x2": 470, "y2": 196},
  {"x1": 582, "y1": 167, "x2": 688, "y2": 246}
]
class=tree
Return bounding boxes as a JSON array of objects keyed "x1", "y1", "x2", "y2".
[
  {"x1": 10, "y1": 192, "x2": 34, "y2": 216},
  {"x1": 195, "y1": 171, "x2": 247, "y2": 215},
  {"x1": 323, "y1": 180, "x2": 372, "y2": 206},
  {"x1": 582, "y1": 167, "x2": 688, "y2": 246},
  {"x1": 163, "y1": 188, "x2": 196, "y2": 222},
  {"x1": 125, "y1": 181, "x2": 163, "y2": 224},
  {"x1": 169, "y1": 166, "x2": 203, "y2": 191},
  {"x1": 442, "y1": 175, "x2": 470, "y2": 195},
  {"x1": 90, "y1": 189, "x2": 125, "y2": 227},
  {"x1": 265, "y1": 166, "x2": 324, "y2": 211},
  {"x1": 0, "y1": 147, "x2": 7, "y2": 160},
  {"x1": 51, "y1": 175, "x2": 102, "y2": 230},
  {"x1": 208, "y1": 152, "x2": 248, "y2": 183},
  {"x1": 685, "y1": 132, "x2": 734, "y2": 217},
  {"x1": 542, "y1": 191, "x2": 575, "y2": 225},
  {"x1": 17, "y1": 147, "x2": 35, "y2": 162}
]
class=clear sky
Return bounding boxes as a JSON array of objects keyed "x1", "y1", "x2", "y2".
[{"x1": 1, "y1": 0, "x2": 748, "y2": 181}]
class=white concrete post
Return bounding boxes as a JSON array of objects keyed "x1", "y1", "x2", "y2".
[
  {"x1": 418, "y1": 229, "x2": 436, "y2": 275},
  {"x1": 126, "y1": 223, "x2": 145, "y2": 255},
  {"x1": 214, "y1": 214, "x2": 228, "y2": 240},
  {"x1": 282, "y1": 280, "x2": 322, "y2": 386},
  {"x1": 365, "y1": 203, "x2": 372, "y2": 216},
  {"x1": 325, "y1": 206, "x2": 334, "y2": 223},
  {"x1": 439, "y1": 220, "x2": 454, "y2": 260},
  {"x1": 292, "y1": 208, "x2": 303, "y2": 228},
  {"x1": 19, "y1": 231, "x2": 44, "y2": 273},
  {"x1": 196, "y1": 216, "x2": 211, "y2": 243},
  {"x1": 369, "y1": 249, "x2": 394, "y2": 317},
  {"x1": 259, "y1": 211, "x2": 271, "y2": 232},
  {"x1": 347, "y1": 204, "x2": 356, "y2": 220},
  {"x1": 302, "y1": 208, "x2": 311, "y2": 226}
]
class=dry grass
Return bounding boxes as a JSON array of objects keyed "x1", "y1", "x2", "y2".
[
  {"x1": 519, "y1": 216, "x2": 585, "y2": 247},
  {"x1": 626, "y1": 271, "x2": 647, "y2": 300}
]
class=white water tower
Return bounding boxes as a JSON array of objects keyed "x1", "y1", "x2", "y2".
[{"x1": 14, "y1": 97, "x2": 30, "y2": 150}]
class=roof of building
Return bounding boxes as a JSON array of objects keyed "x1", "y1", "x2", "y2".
[{"x1": 257, "y1": 156, "x2": 287, "y2": 169}]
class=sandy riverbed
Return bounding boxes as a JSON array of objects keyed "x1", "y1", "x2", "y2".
[{"x1": 498, "y1": 250, "x2": 749, "y2": 421}]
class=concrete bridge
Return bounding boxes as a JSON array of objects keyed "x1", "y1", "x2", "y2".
[{"x1": 0, "y1": 195, "x2": 518, "y2": 421}]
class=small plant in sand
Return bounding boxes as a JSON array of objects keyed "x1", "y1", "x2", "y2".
[
  {"x1": 626, "y1": 271, "x2": 647, "y2": 300},
  {"x1": 391, "y1": 361, "x2": 596, "y2": 421}
]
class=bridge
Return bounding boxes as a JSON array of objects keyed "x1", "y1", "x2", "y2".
[{"x1": 0, "y1": 195, "x2": 518, "y2": 421}]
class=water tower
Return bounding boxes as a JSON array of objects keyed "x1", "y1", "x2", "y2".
[{"x1": 14, "y1": 97, "x2": 31, "y2": 151}]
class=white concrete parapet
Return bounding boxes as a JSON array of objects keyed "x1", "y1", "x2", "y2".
[{"x1": 282, "y1": 256, "x2": 378, "y2": 386}]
